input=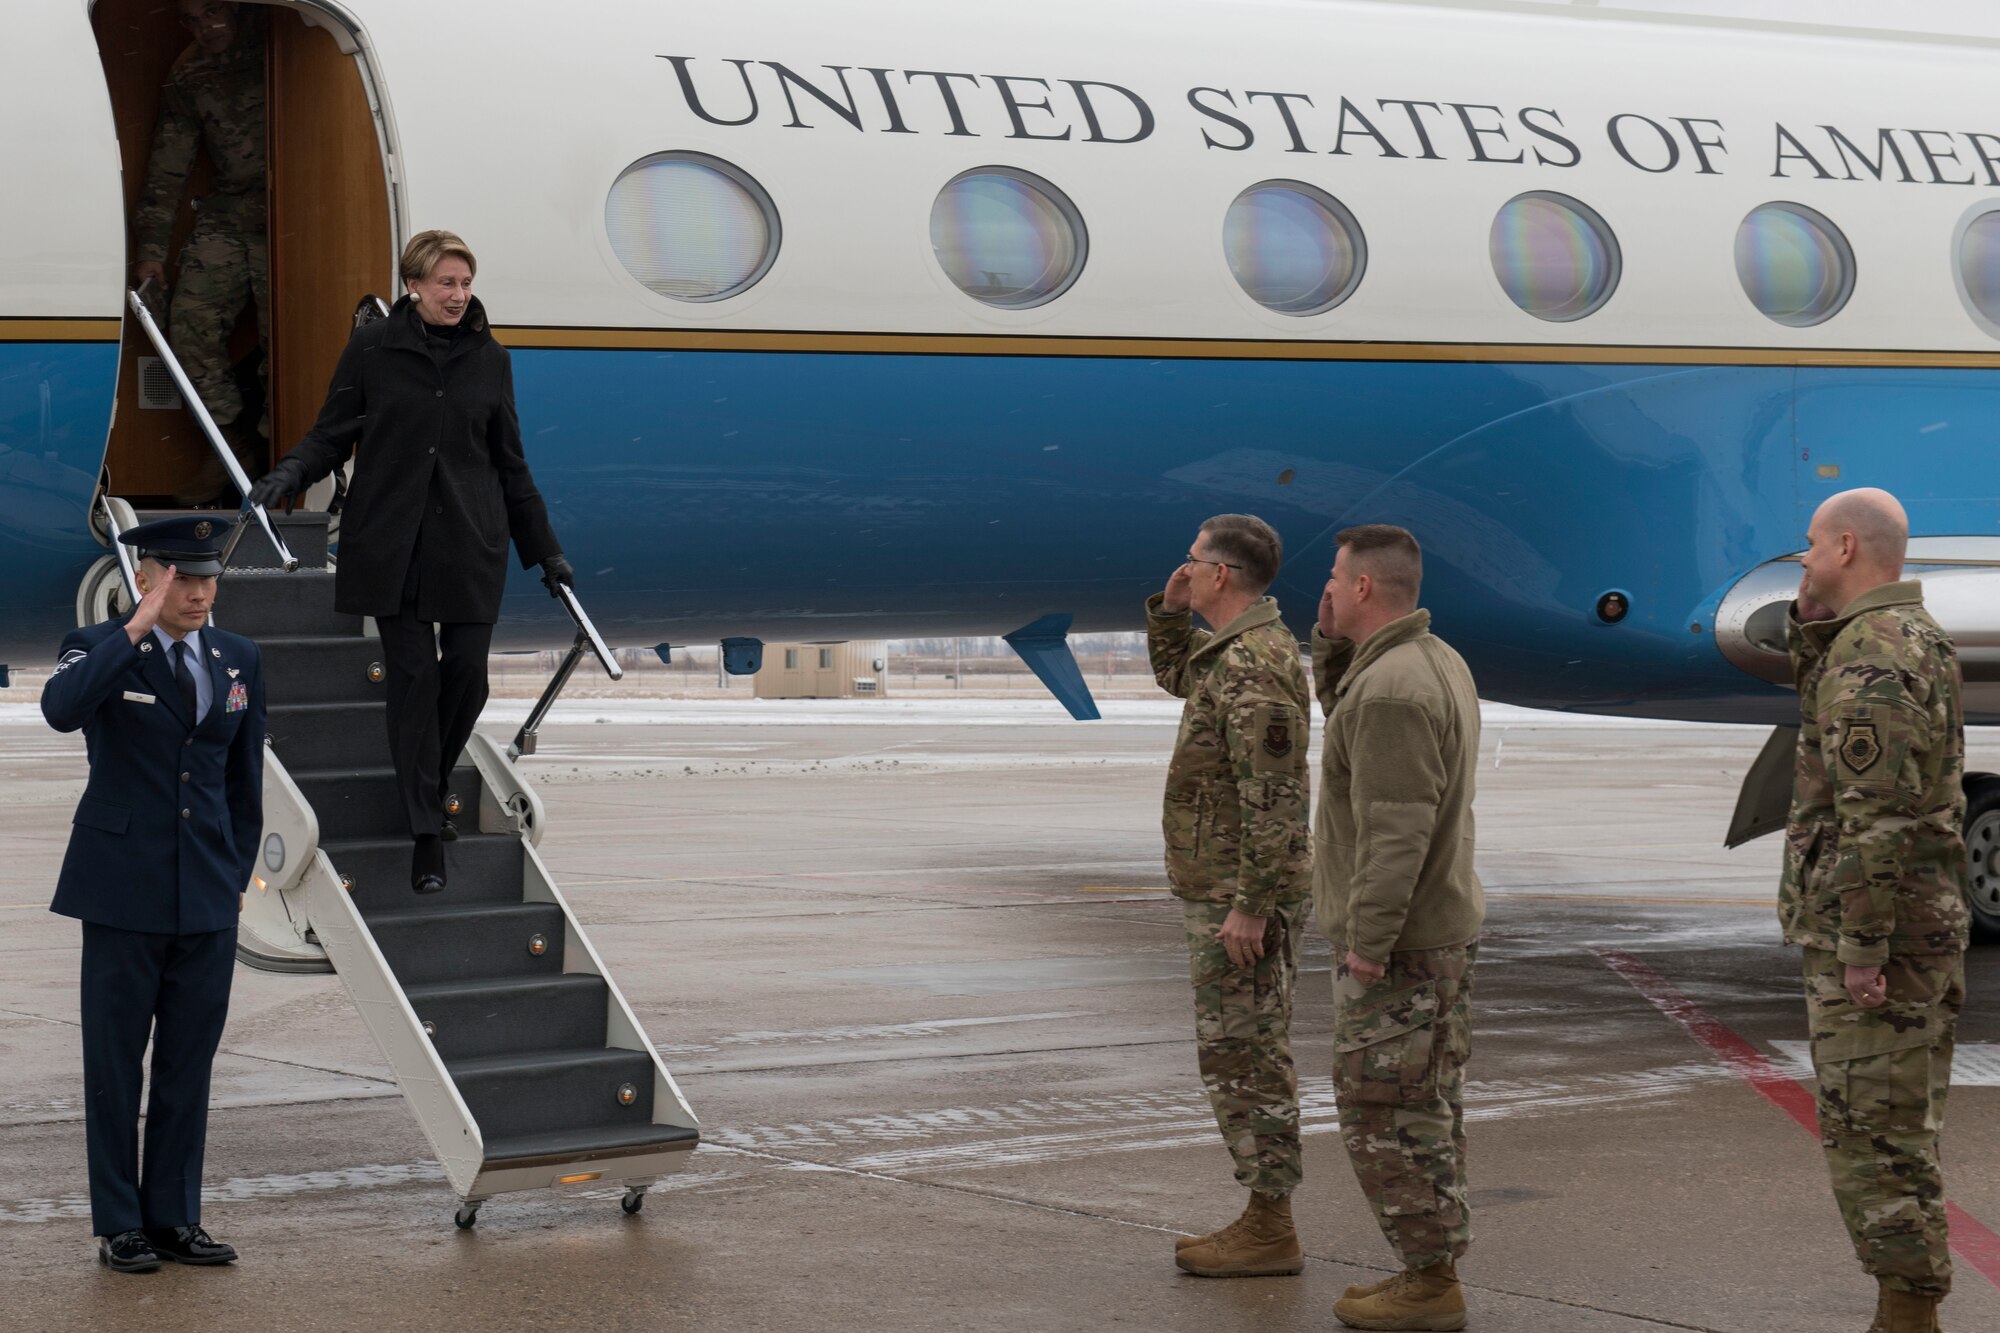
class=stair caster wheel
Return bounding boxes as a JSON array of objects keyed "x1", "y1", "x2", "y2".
[
  {"x1": 454, "y1": 1203, "x2": 481, "y2": 1230},
  {"x1": 621, "y1": 1188, "x2": 646, "y2": 1216}
]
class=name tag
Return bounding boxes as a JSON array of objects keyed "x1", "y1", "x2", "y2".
[
  {"x1": 122, "y1": 691, "x2": 155, "y2": 705},
  {"x1": 226, "y1": 681, "x2": 249, "y2": 713}
]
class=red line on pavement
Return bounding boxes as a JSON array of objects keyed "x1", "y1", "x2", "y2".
[{"x1": 1594, "y1": 947, "x2": 2000, "y2": 1293}]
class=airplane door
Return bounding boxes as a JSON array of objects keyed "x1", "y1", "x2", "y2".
[
  {"x1": 267, "y1": 6, "x2": 394, "y2": 452},
  {"x1": 0, "y1": 3, "x2": 125, "y2": 634}
]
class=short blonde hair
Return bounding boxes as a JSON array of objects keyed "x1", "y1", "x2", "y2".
[{"x1": 400, "y1": 229, "x2": 477, "y2": 284}]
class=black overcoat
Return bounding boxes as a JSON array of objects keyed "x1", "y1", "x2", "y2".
[{"x1": 285, "y1": 295, "x2": 560, "y2": 624}]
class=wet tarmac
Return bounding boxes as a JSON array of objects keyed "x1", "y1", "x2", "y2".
[{"x1": 2, "y1": 696, "x2": 1997, "y2": 1332}]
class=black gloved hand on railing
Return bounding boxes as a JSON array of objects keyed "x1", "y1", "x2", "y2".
[
  {"x1": 244, "y1": 457, "x2": 307, "y2": 511},
  {"x1": 540, "y1": 553, "x2": 575, "y2": 599}
]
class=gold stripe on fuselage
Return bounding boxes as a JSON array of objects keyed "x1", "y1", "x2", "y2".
[
  {"x1": 0, "y1": 317, "x2": 123, "y2": 343},
  {"x1": 489, "y1": 326, "x2": 2000, "y2": 368},
  {"x1": 11, "y1": 317, "x2": 2000, "y2": 369}
]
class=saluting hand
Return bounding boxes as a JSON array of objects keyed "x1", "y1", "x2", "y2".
[
  {"x1": 1318, "y1": 583, "x2": 1339, "y2": 639},
  {"x1": 124, "y1": 564, "x2": 177, "y2": 645},
  {"x1": 1161, "y1": 562, "x2": 1195, "y2": 615},
  {"x1": 1796, "y1": 571, "x2": 1834, "y2": 624}
]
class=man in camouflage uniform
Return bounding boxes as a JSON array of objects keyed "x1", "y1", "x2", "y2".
[
  {"x1": 1147, "y1": 513, "x2": 1312, "y2": 1280},
  {"x1": 1314, "y1": 525, "x2": 1482, "y2": 1332},
  {"x1": 131, "y1": 0, "x2": 268, "y2": 506},
  {"x1": 1786, "y1": 488, "x2": 1968, "y2": 1333}
]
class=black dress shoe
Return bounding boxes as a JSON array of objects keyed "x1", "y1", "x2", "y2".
[
  {"x1": 143, "y1": 1224, "x2": 236, "y2": 1265},
  {"x1": 98, "y1": 1230, "x2": 161, "y2": 1273},
  {"x1": 411, "y1": 833, "x2": 446, "y2": 894},
  {"x1": 440, "y1": 816, "x2": 459, "y2": 842}
]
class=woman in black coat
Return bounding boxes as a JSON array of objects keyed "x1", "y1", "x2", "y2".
[{"x1": 248, "y1": 230, "x2": 572, "y2": 894}]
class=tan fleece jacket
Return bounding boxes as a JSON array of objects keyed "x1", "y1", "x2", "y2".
[{"x1": 1313, "y1": 610, "x2": 1485, "y2": 962}]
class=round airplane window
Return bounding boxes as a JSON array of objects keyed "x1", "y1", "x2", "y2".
[
  {"x1": 1490, "y1": 192, "x2": 1621, "y2": 322},
  {"x1": 1735, "y1": 202, "x2": 1854, "y2": 327},
  {"x1": 605, "y1": 153, "x2": 780, "y2": 302},
  {"x1": 1956, "y1": 210, "x2": 2000, "y2": 329},
  {"x1": 930, "y1": 168, "x2": 1086, "y2": 309},
  {"x1": 1223, "y1": 181, "x2": 1367, "y2": 315}
]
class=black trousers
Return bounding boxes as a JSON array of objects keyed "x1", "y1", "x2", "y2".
[
  {"x1": 376, "y1": 604, "x2": 494, "y2": 837},
  {"x1": 81, "y1": 922, "x2": 236, "y2": 1237}
]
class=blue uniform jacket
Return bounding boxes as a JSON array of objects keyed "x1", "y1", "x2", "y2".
[{"x1": 42, "y1": 616, "x2": 265, "y2": 935}]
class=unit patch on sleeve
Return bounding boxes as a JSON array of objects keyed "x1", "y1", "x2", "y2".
[
  {"x1": 1840, "y1": 720, "x2": 1882, "y2": 775},
  {"x1": 1263, "y1": 722, "x2": 1293, "y2": 759}
]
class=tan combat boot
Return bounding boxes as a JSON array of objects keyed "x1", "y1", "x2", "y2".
[
  {"x1": 1332, "y1": 1259, "x2": 1467, "y2": 1331},
  {"x1": 1174, "y1": 1202, "x2": 1248, "y2": 1253},
  {"x1": 1880, "y1": 1286, "x2": 1941, "y2": 1333},
  {"x1": 1344, "y1": 1271, "x2": 1402, "y2": 1300},
  {"x1": 1174, "y1": 1190, "x2": 1303, "y2": 1278}
]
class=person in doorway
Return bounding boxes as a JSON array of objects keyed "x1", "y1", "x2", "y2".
[
  {"x1": 1147, "y1": 513, "x2": 1313, "y2": 1279},
  {"x1": 131, "y1": 0, "x2": 269, "y2": 507},
  {"x1": 246, "y1": 230, "x2": 572, "y2": 895},
  {"x1": 1787, "y1": 488, "x2": 1968, "y2": 1333},
  {"x1": 1314, "y1": 524, "x2": 1482, "y2": 1332},
  {"x1": 42, "y1": 517, "x2": 265, "y2": 1272}
]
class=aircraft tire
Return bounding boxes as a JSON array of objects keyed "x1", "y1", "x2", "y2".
[{"x1": 1963, "y1": 773, "x2": 2000, "y2": 944}]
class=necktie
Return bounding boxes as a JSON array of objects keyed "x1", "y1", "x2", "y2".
[{"x1": 171, "y1": 641, "x2": 198, "y2": 722}]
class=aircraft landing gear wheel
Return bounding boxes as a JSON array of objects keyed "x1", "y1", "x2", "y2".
[
  {"x1": 454, "y1": 1203, "x2": 481, "y2": 1230},
  {"x1": 621, "y1": 1188, "x2": 645, "y2": 1215},
  {"x1": 1964, "y1": 775, "x2": 2000, "y2": 943}
]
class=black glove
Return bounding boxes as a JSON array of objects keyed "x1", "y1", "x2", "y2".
[
  {"x1": 245, "y1": 458, "x2": 306, "y2": 511},
  {"x1": 540, "y1": 553, "x2": 575, "y2": 598}
]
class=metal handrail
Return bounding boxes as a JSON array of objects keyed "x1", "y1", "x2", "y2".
[
  {"x1": 125, "y1": 287, "x2": 299, "y2": 572},
  {"x1": 97, "y1": 496, "x2": 141, "y2": 603},
  {"x1": 511, "y1": 582, "x2": 624, "y2": 759}
]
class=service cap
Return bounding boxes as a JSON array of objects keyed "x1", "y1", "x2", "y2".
[{"x1": 117, "y1": 516, "x2": 229, "y2": 577}]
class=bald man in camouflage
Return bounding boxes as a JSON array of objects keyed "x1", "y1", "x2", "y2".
[
  {"x1": 1789, "y1": 487, "x2": 1969, "y2": 1333},
  {"x1": 131, "y1": 0, "x2": 268, "y2": 507},
  {"x1": 1148, "y1": 513, "x2": 1312, "y2": 1280}
]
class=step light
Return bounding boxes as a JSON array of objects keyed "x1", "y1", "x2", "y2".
[
  {"x1": 557, "y1": 1172, "x2": 603, "y2": 1185},
  {"x1": 616, "y1": 1084, "x2": 638, "y2": 1107},
  {"x1": 527, "y1": 933, "x2": 549, "y2": 957},
  {"x1": 367, "y1": 662, "x2": 385, "y2": 682}
]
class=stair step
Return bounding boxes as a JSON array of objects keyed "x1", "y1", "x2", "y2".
[
  {"x1": 405, "y1": 974, "x2": 609, "y2": 1061},
  {"x1": 294, "y1": 763, "x2": 481, "y2": 842},
  {"x1": 366, "y1": 901, "x2": 566, "y2": 986},
  {"x1": 327, "y1": 832, "x2": 525, "y2": 912},
  {"x1": 448, "y1": 1047, "x2": 658, "y2": 1143},
  {"x1": 268, "y1": 700, "x2": 389, "y2": 773},
  {"x1": 483, "y1": 1122, "x2": 699, "y2": 1168},
  {"x1": 260, "y1": 636, "x2": 389, "y2": 706},
  {"x1": 137, "y1": 508, "x2": 332, "y2": 569},
  {"x1": 216, "y1": 570, "x2": 360, "y2": 638}
]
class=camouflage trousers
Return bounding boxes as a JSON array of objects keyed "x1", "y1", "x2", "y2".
[
  {"x1": 1182, "y1": 898, "x2": 1304, "y2": 1197},
  {"x1": 1332, "y1": 943, "x2": 1477, "y2": 1269},
  {"x1": 170, "y1": 213, "x2": 269, "y2": 434},
  {"x1": 1803, "y1": 946, "x2": 1964, "y2": 1297}
]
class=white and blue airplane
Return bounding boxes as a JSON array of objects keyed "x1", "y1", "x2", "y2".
[{"x1": 9, "y1": 0, "x2": 2000, "y2": 925}]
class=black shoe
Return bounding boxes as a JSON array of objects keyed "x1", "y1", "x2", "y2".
[
  {"x1": 440, "y1": 816, "x2": 459, "y2": 843},
  {"x1": 98, "y1": 1230, "x2": 161, "y2": 1273},
  {"x1": 412, "y1": 834, "x2": 446, "y2": 894},
  {"x1": 143, "y1": 1224, "x2": 236, "y2": 1266}
]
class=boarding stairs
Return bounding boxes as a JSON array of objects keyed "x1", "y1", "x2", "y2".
[{"x1": 84, "y1": 292, "x2": 698, "y2": 1226}]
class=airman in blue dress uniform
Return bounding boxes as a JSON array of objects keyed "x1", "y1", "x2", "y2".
[{"x1": 42, "y1": 517, "x2": 265, "y2": 1273}]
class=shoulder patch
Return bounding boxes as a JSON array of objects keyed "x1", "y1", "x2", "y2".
[
  {"x1": 1840, "y1": 721, "x2": 1882, "y2": 775},
  {"x1": 1262, "y1": 720, "x2": 1294, "y2": 759}
]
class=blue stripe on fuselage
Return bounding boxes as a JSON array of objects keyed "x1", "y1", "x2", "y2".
[
  {"x1": 497, "y1": 348, "x2": 2000, "y2": 724},
  {"x1": 0, "y1": 340, "x2": 117, "y2": 663}
]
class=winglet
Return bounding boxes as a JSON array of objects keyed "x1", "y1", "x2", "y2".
[{"x1": 1003, "y1": 614, "x2": 1101, "y2": 721}]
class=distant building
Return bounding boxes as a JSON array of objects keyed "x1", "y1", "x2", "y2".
[{"x1": 754, "y1": 642, "x2": 888, "y2": 699}]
